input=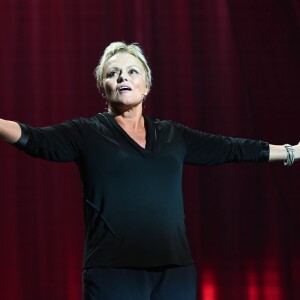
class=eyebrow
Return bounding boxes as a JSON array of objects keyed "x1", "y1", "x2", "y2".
[
  {"x1": 127, "y1": 65, "x2": 140, "y2": 69},
  {"x1": 106, "y1": 64, "x2": 141, "y2": 71}
]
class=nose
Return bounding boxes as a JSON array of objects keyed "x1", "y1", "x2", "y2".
[{"x1": 117, "y1": 71, "x2": 128, "y2": 83}]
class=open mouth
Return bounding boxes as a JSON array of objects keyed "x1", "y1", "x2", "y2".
[{"x1": 117, "y1": 86, "x2": 132, "y2": 92}]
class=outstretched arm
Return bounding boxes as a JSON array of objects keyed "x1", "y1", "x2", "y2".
[
  {"x1": 0, "y1": 118, "x2": 22, "y2": 143},
  {"x1": 269, "y1": 143, "x2": 300, "y2": 165},
  {"x1": 1, "y1": 117, "x2": 83, "y2": 162}
]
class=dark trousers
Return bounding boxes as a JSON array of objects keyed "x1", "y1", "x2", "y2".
[{"x1": 82, "y1": 265, "x2": 197, "y2": 300}]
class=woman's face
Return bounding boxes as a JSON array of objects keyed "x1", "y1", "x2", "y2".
[{"x1": 103, "y1": 52, "x2": 149, "y2": 110}]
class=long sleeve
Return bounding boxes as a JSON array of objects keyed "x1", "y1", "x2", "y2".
[
  {"x1": 174, "y1": 123, "x2": 269, "y2": 165},
  {"x1": 13, "y1": 119, "x2": 84, "y2": 162}
]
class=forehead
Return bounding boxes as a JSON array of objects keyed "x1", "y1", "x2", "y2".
[{"x1": 104, "y1": 52, "x2": 144, "y2": 71}]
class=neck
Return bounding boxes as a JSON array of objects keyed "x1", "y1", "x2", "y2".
[{"x1": 108, "y1": 103, "x2": 144, "y2": 131}]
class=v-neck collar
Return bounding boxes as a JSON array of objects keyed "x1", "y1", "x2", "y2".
[{"x1": 101, "y1": 112, "x2": 157, "y2": 156}]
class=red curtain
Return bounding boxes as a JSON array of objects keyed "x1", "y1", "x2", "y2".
[{"x1": 1, "y1": 0, "x2": 300, "y2": 299}]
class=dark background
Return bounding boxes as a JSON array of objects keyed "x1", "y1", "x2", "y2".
[{"x1": 0, "y1": 0, "x2": 300, "y2": 299}]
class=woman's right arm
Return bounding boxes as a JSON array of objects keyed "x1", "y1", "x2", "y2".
[
  {"x1": 1, "y1": 117, "x2": 86, "y2": 162},
  {"x1": 0, "y1": 118, "x2": 22, "y2": 144}
]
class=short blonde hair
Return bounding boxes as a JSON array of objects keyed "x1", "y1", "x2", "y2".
[{"x1": 95, "y1": 42, "x2": 152, "y2": 93}]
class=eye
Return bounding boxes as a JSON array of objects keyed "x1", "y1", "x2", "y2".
[
  {"x1": 107, "y1": 71, "x2": 118, "y2": 78},
  {"x1": 128, "y1": 69, "x2": 139, "y2": 75}
]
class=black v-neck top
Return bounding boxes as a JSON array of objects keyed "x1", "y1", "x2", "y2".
[
  {"x1": 14, "y1": 113, "x2": 269, "y2": 268},
  {"x1": 101, "y1": 112, "x2": 156, "y2": 154}
]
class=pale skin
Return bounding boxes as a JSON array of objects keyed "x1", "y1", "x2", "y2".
[
  {"x1": 101, "y1": 52, "x2": 150, "y2": 148},
  {"x1": 0, "y1": 52, "x2": 299, "y2": 162}
]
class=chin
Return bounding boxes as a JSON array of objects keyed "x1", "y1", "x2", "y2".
[{"x1": 111, "y1": 100, "x2": 142, "y2": 109}]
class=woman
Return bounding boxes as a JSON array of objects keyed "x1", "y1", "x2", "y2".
[{"x1": 0, "y1": 42, "x2": 299, "y2": 300}]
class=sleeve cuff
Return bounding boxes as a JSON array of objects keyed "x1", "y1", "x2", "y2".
[
  {"x1": 13, "y1": 123, "x2": 29, "y2": 149},
  {"x1": 259, "y1": 141, "x2": 270, "y2": 162}
]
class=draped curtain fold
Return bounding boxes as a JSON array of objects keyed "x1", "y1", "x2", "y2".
[{"x1": 1, "y1": 0, "x2": 300, "y2": 299}]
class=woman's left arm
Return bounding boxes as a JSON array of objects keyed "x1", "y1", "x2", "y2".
[{"x1": 269, "y1": 143, "x2": 300, "y2": 164}]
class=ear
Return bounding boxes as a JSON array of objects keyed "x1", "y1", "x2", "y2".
[
  {"x1": 144, "y1": 86, "x2": 150, "y2": 96},
  {"x1": 101, "y1": 86, "x2": 107, "y2": 99}
]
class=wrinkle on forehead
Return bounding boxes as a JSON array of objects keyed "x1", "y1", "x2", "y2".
[{"x1": 104, "y1": 53, "x2": 145, "y2": 73}]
